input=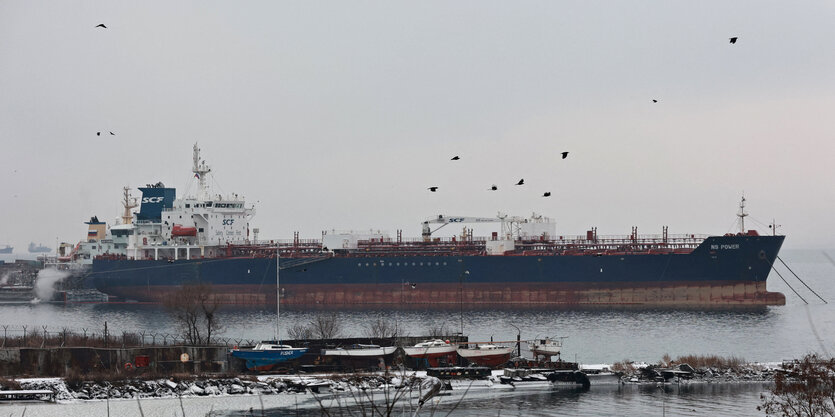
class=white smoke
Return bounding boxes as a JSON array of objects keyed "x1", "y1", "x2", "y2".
[
  {"x1": 32, "y1": 269, "x2": 69, "y2": 302},
  {"x1": 0, "y1": 272, "x2": 10, "y2": 285}
]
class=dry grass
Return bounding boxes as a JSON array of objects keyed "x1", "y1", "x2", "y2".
[
  {"x1": 673, "y1": 354, "x2": 746, "y2": 371},
  {"x1": 610, "y1": 360, "x2": 636, "y2": 373},
  {"x1": 0, "y1": 377, "x2": 21, "y2": 390}
]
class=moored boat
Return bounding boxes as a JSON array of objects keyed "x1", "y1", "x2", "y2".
[
  {"x1": 230, "y1": 341, "x2": 308, "y2": 372},
  {"x1": 528, "y1": 338, "x2": 563, "y2": 359},
  {"x1": 457, "y1": 344, "x2": 514, "y2": 368},
  {"x1": 403, "y1": 339, "x2": 457, "y2": 367},
  {"x1": 71, "y1": 145, "x2": 786, "y2": 309},
  {"x1": 322, "y1": 344, "x2": 397, "y2": 357}
]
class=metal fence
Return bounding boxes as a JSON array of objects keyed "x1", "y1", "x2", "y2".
[{"x1": 0, "y1": 324, "x2": 258, "y2": 349}]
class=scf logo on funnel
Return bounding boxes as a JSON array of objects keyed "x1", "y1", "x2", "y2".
[{"x1": 142, "y1": 197, "x2": 164, "y2": 203}]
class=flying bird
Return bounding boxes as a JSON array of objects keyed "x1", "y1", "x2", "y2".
[
  {"x1": 515, "y1": 179, "x2": 524, "y2": 186},
  {"x1": 652, "y1": 99, "x2": 658, "y2": 103},
  {"x1": 96, "y1": 132, "x2": 101, "y2": 136},
  {"x1": 427, "y1": 186, "x2": 438, "y2": 192},
  {"x1": 543, "y1": 192, "x2": 551, "y2": 197},
  {"x1": 109, "y1": 131, "x2": 115, "y2": 135},
  {"x1": 729, "y1": 37, "x2": 738, "y2": 44},
  {"x1": 561, "y1": 152, "x2": 569, "y2": 159},
  {"x1": 489, "y1": 185, "x2": 498, "y2": 191},
  {"x1": 451, "y1": 156, "x2": 460, "y2": 161},
  {"x1": 95, "y1": 24, "x2": 107, "y2": 29},
  {"x1": 411, "y1": 283, "x2": 417, "y2": 289}
]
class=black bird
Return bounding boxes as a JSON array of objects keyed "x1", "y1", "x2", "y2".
[
  {"x1": 729, "y1": 37, "x2": 738, "y2": 44},
  {"x1": 451, "y1": 156, "x2": 460, "y2": 161},
  {"x1": 489, "y1": 184, "x2": 498, "y2": 191},
  {"x1": 109, "y1": 131, "x2": 115, "y2": 135},
  {"x1": 96, "y1": 132, "x2": 101, "y2": 136},
  {"x1": 428, "y1": 186, "x2": 438, "y2": 192},
  {"x1": 95, "y1": 24, "x2": 107, "y2": 29},
  {"x1": 543, "y1": 192, "x2": 551, "y2": 197},
  {"x1": 561, "y1": 151, "x2": 569, "y2": 159},
  {"x1": 515, "y1": 179, "x2": 524, "y2": 186},
  {"x1": 652, "y1": 99, "x2": 658, "y2": 103}
]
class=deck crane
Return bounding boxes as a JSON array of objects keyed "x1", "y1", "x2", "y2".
[{"x1": 421, "y1": 214, "x2": 507, "y2": 241}]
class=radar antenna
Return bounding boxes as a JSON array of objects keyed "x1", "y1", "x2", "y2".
[
  {"x1": 737, "y1": 194, "x2": 748, "y2": 233},
  {"x1": 192, "y1": 143, "x2": 212, "y2": 201}
]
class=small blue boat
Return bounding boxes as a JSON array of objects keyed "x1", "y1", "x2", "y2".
[{"x1": 230, "y1": 341, "x2": 308, "y2": 371}]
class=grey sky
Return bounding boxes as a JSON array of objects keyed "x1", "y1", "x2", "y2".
[{"x1": 2, "y1": 1, "x2": 834, "y2": 250}]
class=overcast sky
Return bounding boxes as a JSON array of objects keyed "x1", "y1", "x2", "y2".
[{"x1": 2, "y1": 1, "x2": 834, "y2": 251}]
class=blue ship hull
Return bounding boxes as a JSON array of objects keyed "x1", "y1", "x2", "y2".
[
  {"x1": 230, "y1": 348, "x2": 308, "y2": 371},
  {"x1": 91, "y1": 235, "x2": 786, "y2": 308}
]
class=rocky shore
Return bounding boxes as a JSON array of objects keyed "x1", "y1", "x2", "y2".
[{"x1": 2, "y1": 361, "x2": 782, "y2": 403}]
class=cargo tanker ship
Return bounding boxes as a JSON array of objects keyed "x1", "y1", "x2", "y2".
[{"x1": 78, "y1": 145, "x2": 786, "y2": 308}]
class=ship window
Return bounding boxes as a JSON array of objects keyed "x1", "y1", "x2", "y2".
[
  {"x1": 419, "y1": 262, "x2": 423, "y2": 266},
  {"x1": 396, "y1": 263, "x2": 399, "y2": 266},
  {"x1": 435, "y1": 262, "x2": 439, "y2": 266},
  {"x1": 185, "y1": 204, "x2": 190, "y2": 208},
  {"x1": 443, "y1": 262, "x2": 447, "y2": 265},
  {"x1": 365, "y1": 263, "x2": 369, "y2": 266},
  {"x1": 198, "y1": 228, "x2": 204, "y2": 232},
  {"x1": 357, "y1": 263, "x2": 361, "y2": 267},
  {"x1": 412, "y1": 262, "x2": 416, "y2": 266}
]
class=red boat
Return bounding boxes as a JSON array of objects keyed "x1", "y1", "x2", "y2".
[
  {"x1": 403, "y1": 339, "x2": 457, "y2": 367},
  {"x1": 457, "y1": 344, "x2": 515, "y2": 368}
]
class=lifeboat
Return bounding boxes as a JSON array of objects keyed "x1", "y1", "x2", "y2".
[{"x1": 172, "y1": 224, "x2": 197, "y2": 237}]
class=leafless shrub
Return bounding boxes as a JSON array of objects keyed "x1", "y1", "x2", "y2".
[
  {"x1": 363, "y1": 318, "x2": 400, "y2": 338},
  {"x1": 287, "y1": 323, "x2": 313, "y2": 340},
  {"x1": 759, "y1": 353, "x2": 835, "y2": 416},
  {"x1": 163, "y1": 283, "x2": 223, "y2": 345},
  {"x1": 310, "y1": 313, "x2": 343, "y2": 339},
  {"x1": 660, "y1": 353, "x2": 672, "y2": 367},
  {"x1": 425, "y1": 322, "x2": 450, "y2": 338}
]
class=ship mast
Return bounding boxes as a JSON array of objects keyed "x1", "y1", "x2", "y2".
[
  {"x1": 737, "y1": 194, "x2": 748, "y2": 233},
  {"x1": 121, "y1": 187, "x2": 138, "y2": 225},
  {"x1": 192, "y1": 143, "x2": 212, "y2": 201},
  {"x1": 275, "y1": 242, "x2": 281, "y2": 344}
]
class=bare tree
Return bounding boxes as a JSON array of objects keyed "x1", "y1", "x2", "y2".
[
  {"x1": 363, "y1": 318, "x2": 400, "y2": 338},
  {"x1": 759, "y1": 353, "x2": 835, "y2": 417},
  {"x1": 163, "y1": 283, "x2": 223, "y2": 345},
  {"x1": 425, "y1": 323, "x2": 450, "y2": 338},
  {"x1": 287, "y1": 323, "x2": 313, "y2": 340},
  {"x1": 310, "y1": 313, "x2": 342, "y2": 339}
]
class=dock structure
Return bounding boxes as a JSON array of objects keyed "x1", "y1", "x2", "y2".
[{"x1": 0, "y1": 389, "x2": 55, "y2": 402}]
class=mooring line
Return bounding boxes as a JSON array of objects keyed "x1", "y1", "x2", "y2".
[
  {"x1": 778, "y1": 256, "x2": 827, "y2": 304},
  {"x1": 803, "y1": 304, "x2": 831, "y2": 357},
  {"x1": 771, "y1": 265, "x2": 808, "y2": 304}
]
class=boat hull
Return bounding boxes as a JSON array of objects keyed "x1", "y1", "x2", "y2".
[
  {"x1": 403, "y1": 346, "x2": 457, "y2": 367},
  {"x1": 92, "y1": 235, "x2": 786, "y2": 308},
  {"x1": 230, "y1": 348, "x2": 307, "y2": 371},
  {"x1": 457, "y1": 347, "x2": 514, "y2": 367}
]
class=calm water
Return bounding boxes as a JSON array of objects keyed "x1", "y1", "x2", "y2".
[{"x1": 0, "y1": 249, "x2": 832, "y2": 416}]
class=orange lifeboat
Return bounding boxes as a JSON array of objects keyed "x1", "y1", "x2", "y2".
[{"x1": 172, "y1": 224, "x2": 197, "y2": 237}]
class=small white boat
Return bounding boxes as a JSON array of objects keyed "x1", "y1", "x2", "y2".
[
  {"x1": 322, "y1": 344, "x2": 397, "y2": 357},
  {"x1": 527, "y1": 338, "x2": 563, "y2": 357}
]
